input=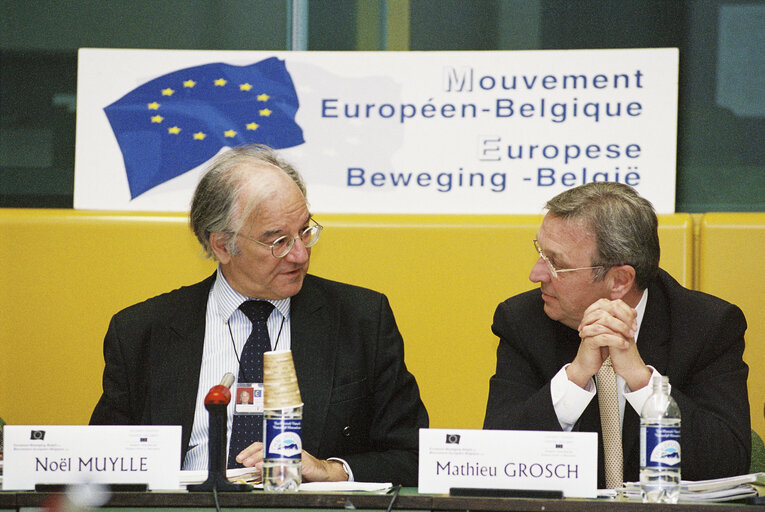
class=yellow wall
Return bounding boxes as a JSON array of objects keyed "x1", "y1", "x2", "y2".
[
  {"x1": 4, "y1": 210, "x2": 760, "y2": 439},
  {"x1": 0, "y1": 210, "x2": 214, "y2": 425},
  {"x1": 698, "y1": 213, "x2": 765, "y2": 439}
]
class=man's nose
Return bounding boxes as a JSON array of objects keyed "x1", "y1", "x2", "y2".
[
  {"x1": 285, "y1": 236, "x2": 309, "y2": 262},
  {"x1": 529, "y1": 257, "x2": 550, "y2": 283}
]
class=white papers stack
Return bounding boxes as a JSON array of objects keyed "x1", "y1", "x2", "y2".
[
  {"x1": 180, "y1": 470, "x2": 392, "y2": 493},
  {"x1": 299, "y1": 481, "x2": 392, "y2": 493},
  {"x1": 180, "y1": 467, "x2": 261, "y2": 487},
  {"x1": 618, "y1": 473, "x2": 765, "y2": 502}
]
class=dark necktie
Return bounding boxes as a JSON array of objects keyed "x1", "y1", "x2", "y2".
[{"x1": 227, "y1": 300, "x2": 274, "y2": 468}]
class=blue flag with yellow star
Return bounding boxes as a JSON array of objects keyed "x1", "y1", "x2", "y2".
[{"x1": 104, "y1": 57, "x2": 304, "y2": 199}]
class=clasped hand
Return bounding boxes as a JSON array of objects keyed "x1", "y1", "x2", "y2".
[
  {"x1": 566, "y1": 298, "x2": 651, "y2": 391},
  {"x1": 234, "y1": 443, "x2": 349, "y2": 482}
]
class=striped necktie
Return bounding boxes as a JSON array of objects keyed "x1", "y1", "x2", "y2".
[{"x1": 597, "y1": 356, "x2": 623, "y2": 488}]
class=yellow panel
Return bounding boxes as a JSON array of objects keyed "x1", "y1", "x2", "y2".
[
  {"x1": 698, "y1": 213, "x2": 765, "y2": 438},
  {"x1": 0, "y1": 209, "x2": 215, "y2": 425},
  {"x1": 386, "y1": 0, "x2": 410, "y2": 51},
  {"x1": 0, "y1": 210, "x2": 693, "y2": 431},
  {"x1": 355, "y1": 0, "x2": 380, "y2": 51},
  {"x1": 656, "y1": 214, "x2": 694, "y2": 288}
]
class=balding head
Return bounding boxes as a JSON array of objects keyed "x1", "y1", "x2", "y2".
[{"x1": 190, "y1": 145, "x2": 307, "y2": 260}]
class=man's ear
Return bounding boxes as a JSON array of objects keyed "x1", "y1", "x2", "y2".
[
  {"x1": 209, "y1": 232, "x2": 233, "y2": 264},
  {"x1": 607, "y1": 264, "x2": 636, "y2": 300}
]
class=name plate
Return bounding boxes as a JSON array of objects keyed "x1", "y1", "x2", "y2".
[
  {"x1": 2, "y1": 425, "x2": 181, "y2": 490},
  {"x1": 419, "y1": 428, "x2": 597, "y2": 498}
]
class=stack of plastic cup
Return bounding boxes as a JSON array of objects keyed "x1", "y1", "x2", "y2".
[
  {"x1": 262, "y1": 350, "x2": 303, "y2": 492},
  {"x1": 263, "y1": 350, "x2": 302, "y2": 409}
]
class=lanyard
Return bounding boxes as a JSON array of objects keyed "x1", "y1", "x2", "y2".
[{"x1": 227, "y1": 312, "x2": 286, "y2": 381}]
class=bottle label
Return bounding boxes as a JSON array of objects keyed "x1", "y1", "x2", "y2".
[
  {"x1": 641, "y1": 424, "x2": 681, "y2": 468},
  {"x1": 264, "y1": 416, "x2": 302, "y2": 460}
]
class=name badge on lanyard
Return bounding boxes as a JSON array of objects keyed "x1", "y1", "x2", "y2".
[{"x1": 234, "y1": 382, "x2": 264, "y2": 414}]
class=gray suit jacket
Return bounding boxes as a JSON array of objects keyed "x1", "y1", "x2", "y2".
[
  {"x1": 484, "y1": 269, "x2": 750, "y2": 487},
  {"x1": 91, "y1": 273, "x2": 429, "y2": 485}
]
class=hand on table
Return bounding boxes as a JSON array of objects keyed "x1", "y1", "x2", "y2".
[{"x1": 234, "y1": 442, "x2": 349, "y2": 482}]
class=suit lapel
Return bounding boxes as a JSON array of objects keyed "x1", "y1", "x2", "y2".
[
  {"x1": 148, "y1": 275, "x2": 213, "y2": 456},
  {"x1": 289, "y1": 276, "x2": 337, "y2": 454},
  {"x1": 635, "y1": 284, "x2": 672, "y2": 375},
  {"x1": 553, "y1": 320, "x2": 581, "y2": 375}
]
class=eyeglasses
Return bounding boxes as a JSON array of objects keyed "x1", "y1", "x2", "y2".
[
  {"x1": 237, "y1": 220, "x2": 323, "y2": 258},
  {"x1": 533, "y1": 239, "x2": 603, "y2": 279}
]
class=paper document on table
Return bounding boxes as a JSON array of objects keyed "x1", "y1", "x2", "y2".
[
  {"x1": 180, "y1": 467, "x2": 261, "y2": 487},
  {"x1": 679, "y1": 472, "x2": 765, "y2": 492},
  {"x1": 299, "y1": 481, "x2": 393, "y2": 493},
  {"x1": 618, "y1": 472, "x2": 765, "y2": 502},
  {"x1": 179, "y1": 471, "x2": 391, "y2": 493}
]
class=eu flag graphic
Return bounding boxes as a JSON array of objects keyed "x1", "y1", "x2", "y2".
[{"x1": 104, "y1": 57, "x2": 304, "y2": 199}]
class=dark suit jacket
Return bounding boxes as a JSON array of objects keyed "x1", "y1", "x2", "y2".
[
  {"x1": 483, "y1": 269, "x2": 750, "y2": 487},
  {"x1": 90, "y1": 273, "x2": 429, "y2": 485}
]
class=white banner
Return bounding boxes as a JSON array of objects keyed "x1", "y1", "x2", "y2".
[{"x1": 75, "y1": 48, "x2": 678, "y2": 213}]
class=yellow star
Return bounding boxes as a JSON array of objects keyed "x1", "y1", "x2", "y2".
[
  {"x1": 246, "y1": 122, "x2": 259, "y2": 130},
  {"x1": 214, "y1": 78, "x2": 227, "y2": 86},
  {"x1": 168, "y1": 126, "x2": 181, "y2": 134},
  {"x1": 259, "y1": 108, "x2": 272, "y2": 117},
  {"x1": 161, "y1": 88, "x2": 175, "y2": 96},
  {"x1": 150, "y1": 115, "x2": 164, "y2": 123},
  {"x1": 224, "y1": 129, "x2": 237, "y2": 138},
  {"x1": 183, "y1": 80, "x2": 196, "y2": 88},
  {"x1": 147, "y1": 102, "x2": 160, "y2": 110},
  {"x1": 239, "y1": 83, "x2": 253, "y2": 91},
  {"x1": 193, "y1": 132, "x2": 206, "y2": 140},
  {"x1": 257, "y1": 93, "x2": 270, "y2": 102}
]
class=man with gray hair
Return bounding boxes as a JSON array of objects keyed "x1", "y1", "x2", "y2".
[
  {"x1": 91, "y1": 144, "x2": 428, "y2": 485},
  {"x1": 484, "y1": 182, "x2": 750, "y2": 488}
]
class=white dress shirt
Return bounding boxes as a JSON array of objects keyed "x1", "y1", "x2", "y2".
[
  {"x1": 182, "y1": 268, "x2": 354, "y2": 480},
  {"x1": 183, "y1": 267, "x2": 291, "y2": 470}
]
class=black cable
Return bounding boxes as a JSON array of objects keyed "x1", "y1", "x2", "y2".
[
  {"x1": 213, "y1": 482, "x2": 222, "y2": 512},
  {"x1": 385, "y1": 484, "x2": 402, "y2": 512}
]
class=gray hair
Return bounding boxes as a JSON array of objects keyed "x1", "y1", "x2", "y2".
[
  {"x1": 545, "y1": 182, "x2": 660, "y2": 290},
  {"x1": 189, "y1": 144, "x2": 307, "y2": 259}
]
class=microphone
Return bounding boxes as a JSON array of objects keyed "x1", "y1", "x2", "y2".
[
  {"x1": 220, "y1": 372, "x2": 235, "y2": 389},
  {"x1": 187, "y1": 373, "x2": 252, "y2": 493},
  {"x1": 201, "y1": 372, "x2": 236, "y2": 406}
]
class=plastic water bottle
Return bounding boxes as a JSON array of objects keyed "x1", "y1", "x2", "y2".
[
  {"x1": 640, "y1": 376, "x2": 681, "y2": 503},
  {"x1": 263, "y1": 405, "x2": 302, "y2": 492}
]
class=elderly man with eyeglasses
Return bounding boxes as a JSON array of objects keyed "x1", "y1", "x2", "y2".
[
  {"x1": 91, "y1": 144, "x2": 428, "y2": 486},
  {"x1": 484, "y1": 182, "x2": 750, "y2": 488}
]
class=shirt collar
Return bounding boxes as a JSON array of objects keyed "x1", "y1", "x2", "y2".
[
  {"x1": 211, "y1": 266, "x2": 290, "y2": 321},
  {"x1": 633, "y1": 288, "x2": 648, "y2": 343}
]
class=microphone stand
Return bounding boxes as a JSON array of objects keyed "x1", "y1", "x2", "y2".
[{"x1": 188, "y1": 374, "x2": 252, "y2": 492}]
